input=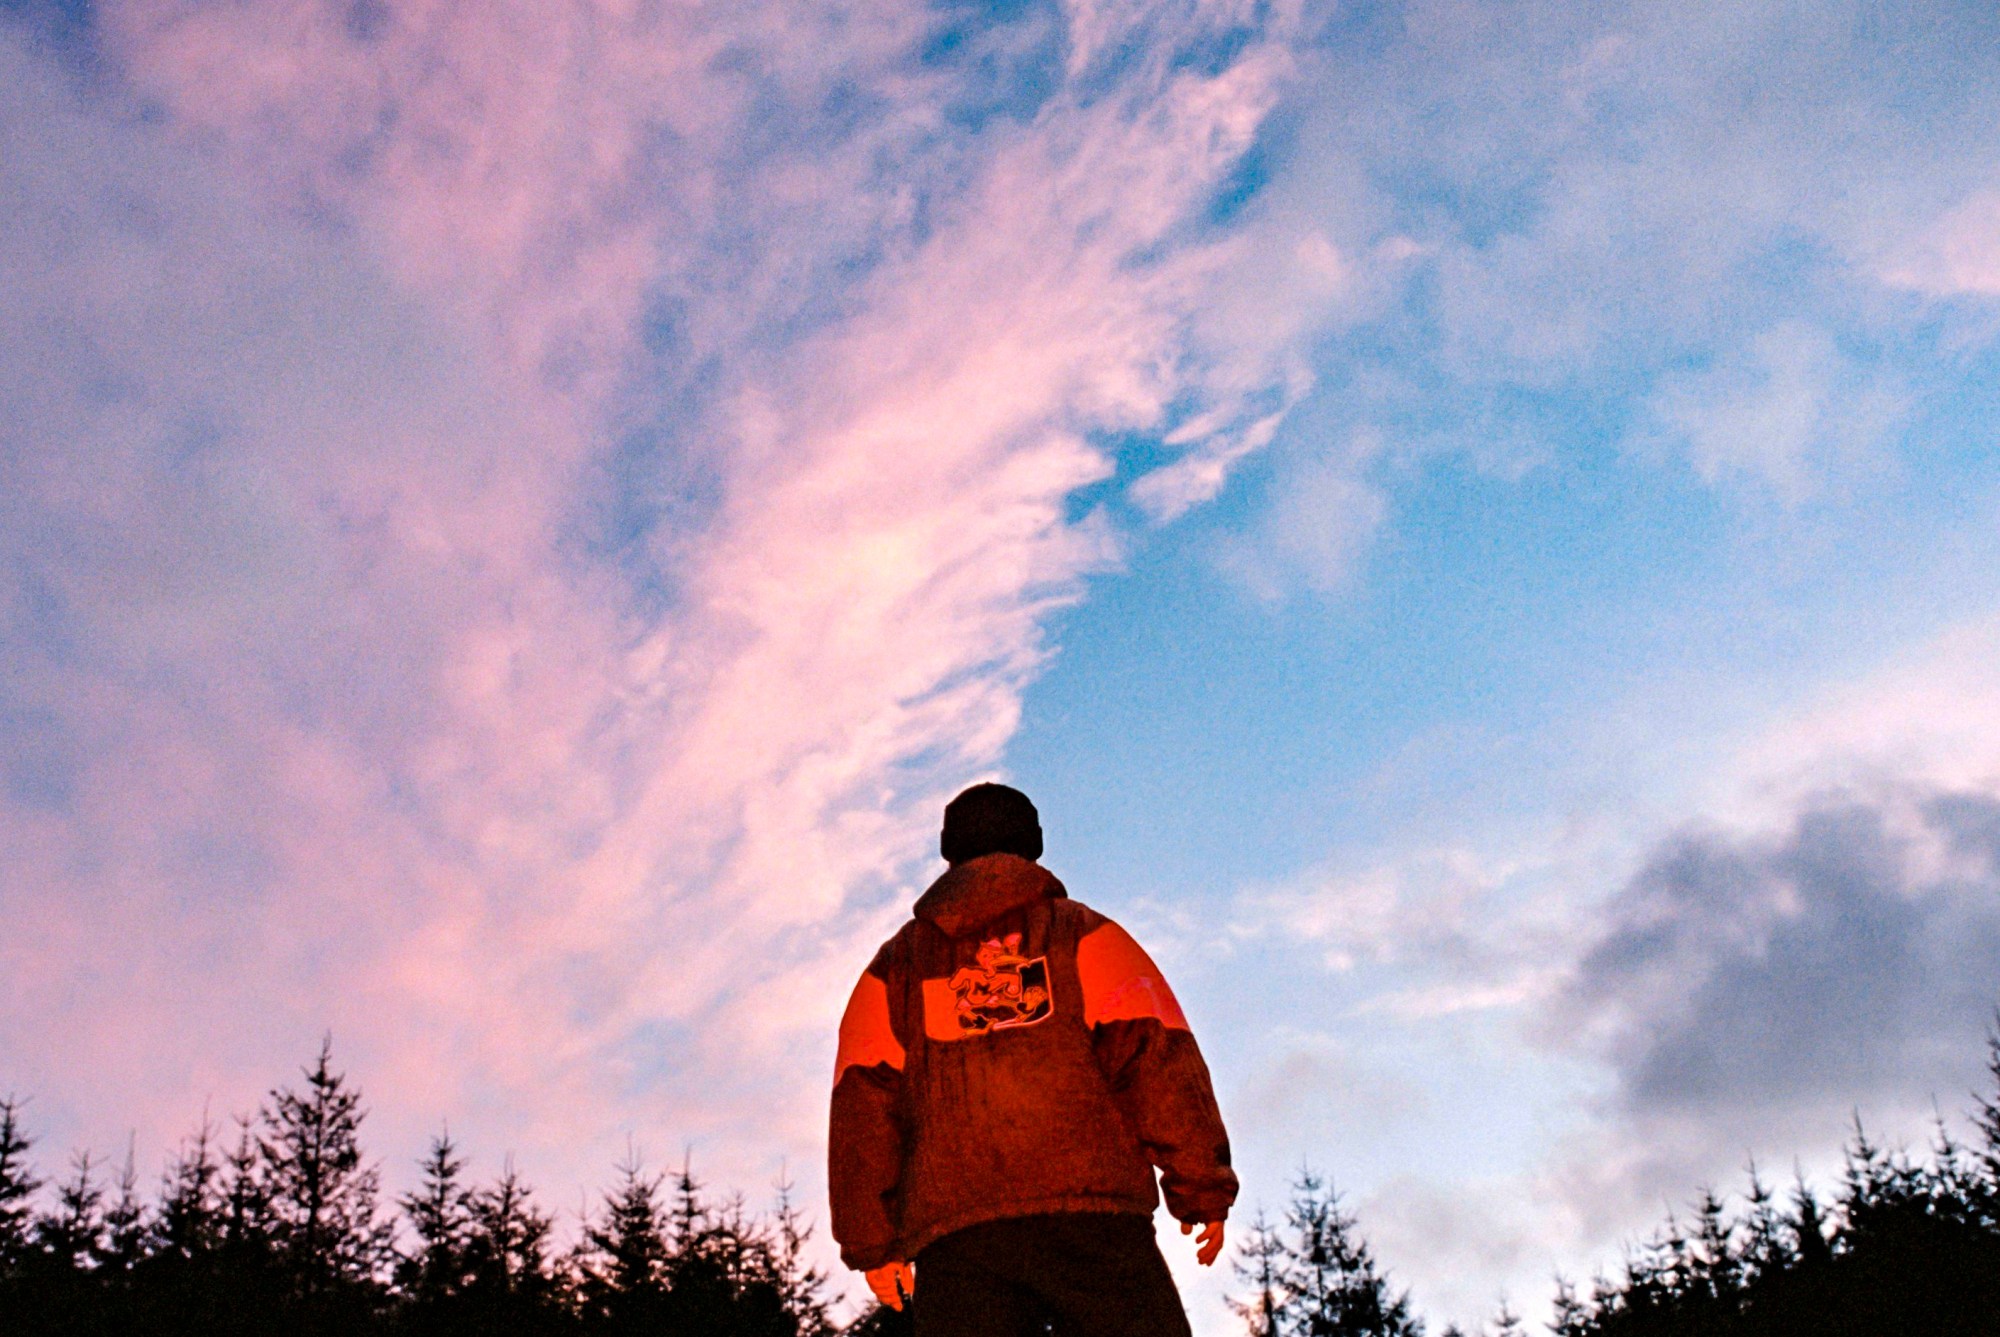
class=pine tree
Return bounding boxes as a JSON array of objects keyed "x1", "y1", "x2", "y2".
[
  {"x1": 461, "y1": 1157, "x2": 564, "y2": 1328},
  {"x1": 134, "y1": 1114, "x2": 249, "y2": 1336},
  {"x1": 35, "y1": 1150, "x2": 106, "y2": 1269},
  {"x1": 667, "y1": 1152, "x2": 705, "y2": 1261},
  {"x1": 1838, "y1": 1113, "x2": 1901, "y2": 1240},
  {"x1": 705, "y1": 1191, "x2": 761, "y2": 1293},
  {"x1": 223, "y1": 1112, "x2": 274, "y2": 1255},
  {"x1": 397, "y1": 1131, "x2": 473, "y2": 1309},
  {"x1": 770, "y1": 1169, "x2": 835, "y2": 1336},
  {"x1": 1736, "y1": 1162, "x2": 1786, "y2": 1286},
  {"x1": 13, "y1": 1148, "x2": 111, "y2": 1332},
  {"x1": 1657, "y1": 1208, "x2": 1692, "y2": 1303},
  {"x1": 1927, "y1": 1105, "x2": 1977, "y2": 1228},
  {"x1": 1786, "y1": 1172, "x2": 1831, "y2": 1269},
  {"x1": 1686, "y1": 1186, "x2": 1738, "y2": 1312},
  {"x1": 259, "y1": 1036, "x2": 393, "y2": 1298},
  {"x1": 578, "y1": 1148, "x2": 671, "y2": 1331},
  {"x1": 1585, "y1": 1272, "x2": 1619, "y2": 1326},
  {"x1": 156, "y1": 1116, "x2": 226, "y2": 1263},
  {"x1": 1548, "y1": 1276, "x2": 1589, "y2": 1337},
  {"x1": 700, "y1": 1191, "x2": 794, "y2": 1335},
  {"x1": 0, "y1": 1097, "x2": 39, "y2": 1276},
  {"x1": 635, "y1": 1156, "x2": 800, "y2": 1337},
  {"x1": 83, "y1": 1133, "x2": 148, "y2": 1336},
  {"x1": 99, "y1": 1136, "x2": 147, "y2": 1276},
  {"x1": 1970, "y1": 1024, "x2": 2000, "y2": 1228},
  {"x1": 1229, "y1": 1208, "x2": 1287, "y2": 1337},
  {"x1": 1260, "y1": 1169, "x2": 1422, "y2": 1337}
]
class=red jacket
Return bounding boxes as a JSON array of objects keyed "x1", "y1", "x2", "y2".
[{"x1": 828, "y1": 854, "x2": 1237, "y2": 1270}]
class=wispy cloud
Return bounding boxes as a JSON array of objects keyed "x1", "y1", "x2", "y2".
[
  {"x1": 1884, "y1": 190, "x2": 2000, "y2": 300},
  {"x1": 0, "y1": 0, "x2": 1335, "y2": 1235},
  {"x1": 1647, "y1": 321, "x2": 1904, "y2": 499}
]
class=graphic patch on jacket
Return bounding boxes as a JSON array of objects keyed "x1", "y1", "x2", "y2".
[{"x1": 922, "y1": 933, "x2": 1053, "y2": 1039}]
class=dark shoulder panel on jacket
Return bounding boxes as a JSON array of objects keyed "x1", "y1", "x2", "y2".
[{"x1": 1052, "y1": 897, "x2": 1111, "y2": 936}]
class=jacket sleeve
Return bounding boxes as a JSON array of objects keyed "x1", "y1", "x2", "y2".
[
  {"x1": 1078, "y1": 917, "x2": 1238, "y2": 1224},
  {"x1": 828, "y1": 948, "x2": 908, "y2": 1271}
]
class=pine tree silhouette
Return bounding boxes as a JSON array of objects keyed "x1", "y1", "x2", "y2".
[
  {"x1": 258, "y1": 1037, "x2": 394, "y2": 1331},
  {"x1": 101, "y1": 1137, "x2": 147, "y2": 1276},
  {"x1": 89, "y1": 1138, "x2": 147, "y2": 1329},
  {"x1": 6, "y1": 1148, "x2": 110, "y2": 1331},
  {"x1": 0, "y1": 1042, "x2": 881, "y2": 1335},
  {"x1": 35, "y1": 1150, "x2": 106, "y2": 1269},
  {"x1": 1735, "y1": 1163, "x2": 1785, "y2": 1287},
  {"x1": 1785, "y1": 1172, "x2": 1831, "y2": 1272},
  {"x1": 1688, "y1": 1186, "x2": 1738, "y2": 1310},
  {"x1": 770, "y1": 1169, "x2": 836, "y2": 1336},
  {"x1": 156, "y1": 1116, "x2": 225, "y2": 1262},
  {"x1": 1229, "y1": 1169, "x2": 1422, "y2": 1337},
  {"x1": 133, "y1": 1115, "x2": 242, "y2": 1336},
  {"x1": 30, "y1": 1027, "x2": 2000, "y2": 1337},
  {"x1": 1229, "y1": 1208, "x2": 1287, "y2": 1337},
  {"x1": 457, "y1": 1156, "x2": 566, "y2": 1333},
  {"x1": 1549, "y1": 1276, "x2": 1588, "y2": 1337},
  {"x1": 578, "y1": 1147, "x2": 672, "y2": 1332},
  {"x1": 222, "y1": 1111, "x2": 275, "y2": 1262},
  {"x1": 1969, "y1": 1026, "x2": 2000, "y2": 1228},
  {"x1": 1548, "y1": 1035, "x2": 2000, "y2": 1337},
  {"x1": 395, "y1": 1130, "x2": 474, "y2": 1329},
  {"x1": 0, "y1": 1097, "x2": 42, "y2": 1276}
]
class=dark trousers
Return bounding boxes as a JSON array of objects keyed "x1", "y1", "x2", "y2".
[{"x1": 912, "y1": 1212, "x2": 1194, "y2": 1337}]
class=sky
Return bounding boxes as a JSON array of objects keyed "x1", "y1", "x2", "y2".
[{"x1": 5, "y1": 0, "x2": 2000, "y2": 1330}]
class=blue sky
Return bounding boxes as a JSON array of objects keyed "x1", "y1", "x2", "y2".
[{"x1": 6, "y1": 1, "x2": 2000, "y2": 1330}]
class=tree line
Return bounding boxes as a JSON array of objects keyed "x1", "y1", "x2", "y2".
[
  {"x1": 1228, "y1": 1029, "x2": 2000, "y2": 1335},
  {"x1": 0, "y1": 1039, "x2": 871, "y2": 1336},
  {"x1": 6, "y1": 1031, "x2": 2000, "y2": 1335}
]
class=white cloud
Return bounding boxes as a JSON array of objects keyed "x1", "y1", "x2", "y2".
[
  {"x1": 1883, "y1": 189, "x2": 2000, "y2": 299},
  {"x1": 1648, "y1": 321, "x2": 1904, "y2": 498},
  {"x1": 0, "y1": 7, "x2": 1332, "y2": 1297},
  {"x1": 1218, "y1": 428, "x2": 1388, "y2": 600}
]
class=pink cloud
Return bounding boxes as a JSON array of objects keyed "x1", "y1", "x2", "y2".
[
  {"x1": 1883, "y1": 189, "x2": 2000, "y2": 299},
  {"x1": 2, "y1": 6, "x2": 1327, "y2": 1310}
]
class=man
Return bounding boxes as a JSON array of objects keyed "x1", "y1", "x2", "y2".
[{"x1": 829, "y1": 783, "x2": 1236, "y2": 1336}]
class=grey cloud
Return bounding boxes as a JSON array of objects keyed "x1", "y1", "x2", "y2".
[{"x1": 1568, "y1": 789, "x2": 2000, "y2": 1119}]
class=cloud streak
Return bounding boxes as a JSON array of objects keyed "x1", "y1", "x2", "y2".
[{"x1": 0, "y1": 1, "x2": 1342, "y2": 1261}]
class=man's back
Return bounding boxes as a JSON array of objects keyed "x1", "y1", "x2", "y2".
[{"x1": 828, "y1": 784, "x2": 1235, "y2": 1335}]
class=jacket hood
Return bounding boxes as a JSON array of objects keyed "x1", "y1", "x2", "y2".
[{"x1": 913, "y1": 853, "x2": 1066, "y2": 937}]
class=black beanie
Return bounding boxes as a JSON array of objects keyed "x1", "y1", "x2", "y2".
[{"x1": 940, "y1": 783, "x2": 1043, "y2": 865}]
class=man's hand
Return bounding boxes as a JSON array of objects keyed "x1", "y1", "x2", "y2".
[
  {"x1": 865, "y1": 1260, "x2": 915, "y2": 1311},
  {"x1": 1181, "y1": 1219, "x2": 1226, "y2": 1266}
]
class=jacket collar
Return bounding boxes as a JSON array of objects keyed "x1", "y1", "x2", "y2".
[{"x1": 913, "y1": 853, "x2": 1066, "y2": 937}]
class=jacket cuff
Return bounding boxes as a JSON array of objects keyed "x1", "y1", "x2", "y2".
[
  {"x1": 840, "y1": 1239, "x2": 901, "y2": 1272},
  {"x1": 1163, "y1": 1185, "x2": 1237, "y2": 1225}
]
